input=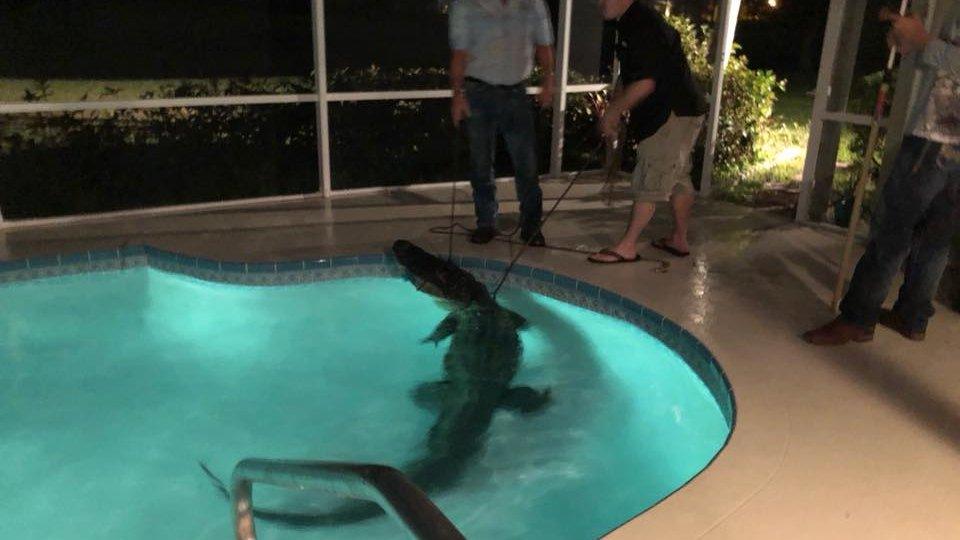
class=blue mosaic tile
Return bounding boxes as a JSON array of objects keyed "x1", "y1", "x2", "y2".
[
  {"x1": 720, "y1": 392, "x2": 736, "y2": 428},
  {"x1": 622, "y1": 299, "x2": 645, "y2": 316},
  {"x1": 598, "y1": 288, "x2": 622, "y2": 306},
  {"x1": 332, "y1": 256, "x2": 359, "y2": 268},
  {"x1": 277, "y1": 261, "x2": 305, "y2": 272},
  {"x1": 120, "y1": 245, "x2": 147, "y2": 257},
  {"x1": 660, "y1": 319, "x2": 685, "y2": 351},
  {"x1": 60, "y1": 252, "x2": 90, "y2": 265},
  {"x1": 357, "y1": 254, "x2": 385, "y2": 265},
  {"x1": 643, "y1": 308, "x2": 665, "y2": 326},
  {"x1": 176, "y1": 254, "x2": 198, "y2": 267},
  {"x1": 305, "y1": 258, "x2": 332, "y2": 270},
  {"x1": 530, "y1": 268, "x2": 554, "y2": 283},
  {"x1": 28, "y1": 255, "x2": 60, "y2": 269},
  {"x1": 120, "y1": 244, "x2": 147, "y2": 257},
  {"x1": 554, "y1": 275, "x2": 577, "y2": 291},
  {"x1": 196, "y1": 258, "x2": 220, "y2": 271},
  {"x1": 484, "y1": 259, "x2": 508, "y2": 272},
  {"x1": 247, "y1": 262, "x2": 277, "y2": 273},
  {"x1": 0, "y1": 259, "x2": 27, "y2": 272},
  {"x1": 460, "y1": 257, "x2": 484, "y2": 269},
  {"x1": 693, "y1": 341, "x2": 713, "y2": 365},
  {"x1": 150, "y1": 250, "x2": 178, "y2": 265},
  {"x1": 89, "y1": 249, "x2": 119, "y2": 262},
  {"x1": 576, "y1": 280, "x2": 600, "y2": 298},
  {"x1": 637, "y1": 307, "x2": 664, "y2": 336},
  {"x1": 510, "y1": 264, "x2": 533, "y2": 277},
  {"x1": 143, "y1": 245, "x2": 163, "y2": 257},
  {"x1": 677, "y1": 331, "x2": 704, "y2": 368},
  {"x1": 220, "y1": 262, "x2": 246, "y2": 273}
]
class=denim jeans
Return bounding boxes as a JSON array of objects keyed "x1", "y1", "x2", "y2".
[
  {"x1": 464, "y1": 79, "x2": 543, "y2": 232},
  {"x1": 840, "y1": 136, "x2": 960, "y2": 332}
]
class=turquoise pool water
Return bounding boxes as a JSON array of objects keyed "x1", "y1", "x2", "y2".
[{"x1": 0, "y1": 268, "x2": 729, "y2": 539}]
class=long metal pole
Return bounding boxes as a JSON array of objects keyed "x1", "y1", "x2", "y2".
[
  {"x1": 310, "y1": 0, "x2": 333, "y2": 197},
  {"x1": 699, "y1": 0, "x2": 742, "y2": 195},
  {"x1": 549, "y1": 0, "x2": 573, "y2": 178},
  {"x1": 831, "y1": 0, "x2": 910, "y2": 311}
]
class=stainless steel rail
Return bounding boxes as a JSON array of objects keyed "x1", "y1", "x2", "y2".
[{"x1": 230, "y1": 459, "x2": 465, "y2": 540}]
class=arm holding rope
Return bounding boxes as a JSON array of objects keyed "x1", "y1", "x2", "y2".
[{"x1": 598, "y1": 79, "x2": 655, "y2": 141}]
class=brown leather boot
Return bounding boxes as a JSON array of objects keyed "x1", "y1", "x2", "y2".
[
  {"x1": 802, "y1": 317, "x2": 875, "y2": 346},
  {"x1": 878, "y1": 309, "x2": 926, "y2": 341}
]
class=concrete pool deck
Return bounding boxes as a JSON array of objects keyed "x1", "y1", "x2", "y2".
[{"x1": 2, "y1": 176, "x2": 959, "y2": 539}]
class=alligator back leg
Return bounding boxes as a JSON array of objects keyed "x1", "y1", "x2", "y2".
[{"x1": 411, "y1": 381, "x2": 452, "y2": 411}]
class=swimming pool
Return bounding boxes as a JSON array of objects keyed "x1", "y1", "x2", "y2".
[{"x1": 0, "y1": 247, "x2": 733, "y2": 539}]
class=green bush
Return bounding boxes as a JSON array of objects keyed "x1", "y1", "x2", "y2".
[
  {"x1": 0, "y1": 72, "x2": 556, "y2": 217},
  {"x1": 1, "y1": 79, "x2": 317, "y2": 219},
  {"x1": 661, "y1": 12, "x2": 784, "y2": 196},
  {"x1": 564, "y1": 11, "x2": 784, "y2": 198},
  {"x1": 325, "y1": 66, "x2": 554, "y2": 189}
]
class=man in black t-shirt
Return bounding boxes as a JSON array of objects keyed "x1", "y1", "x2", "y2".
[{"x1": 588, "y1": 0, "x2": 709, "y2": 263}]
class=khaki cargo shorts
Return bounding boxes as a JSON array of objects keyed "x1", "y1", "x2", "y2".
[{"x1": 631, "y1": 113, "x2": 705, "y2": 202}]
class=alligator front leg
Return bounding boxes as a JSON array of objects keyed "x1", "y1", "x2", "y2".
[
  {"x1": 421, "y1": 313, "x2": 459, "y2": 346},
  {"x1": 500, "y1": 386, "x2": 552, "y2": 414}
]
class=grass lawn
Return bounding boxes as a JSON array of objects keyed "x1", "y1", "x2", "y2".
[
  {"x1": 747, "y1": 81, "x2": 859, "y2": 187},
  {"x1": 772, "y1": 83, "x2": 814, "y2": 125}
]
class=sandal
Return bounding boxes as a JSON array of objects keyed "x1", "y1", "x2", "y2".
[
  {"x1": 588, "y1": 248, "x2": 640, "y2": 264},
  {"x1": 651, "y1": 238, "x2": 690, "y2": 258}
]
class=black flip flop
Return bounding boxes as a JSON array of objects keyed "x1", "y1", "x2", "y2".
[
  {"x1": 651, "y1": 239, "x2": 690, "y2": 258},
  {"x1": 588, "y1": 248, "x2": 640, "y2": 264}
]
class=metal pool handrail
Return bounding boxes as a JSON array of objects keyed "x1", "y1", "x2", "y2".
[{"x1": 230, "y1": 458, "x2": 465, "y2": 540}]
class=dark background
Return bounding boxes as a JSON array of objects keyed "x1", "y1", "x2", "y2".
[{"x1": 0, "y1": 0, "x2": 724, "y2": 83}]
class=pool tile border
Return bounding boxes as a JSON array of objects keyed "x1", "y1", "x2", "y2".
[{"x1": 0, "y1": 245, "x2": 735, "y2": 428}]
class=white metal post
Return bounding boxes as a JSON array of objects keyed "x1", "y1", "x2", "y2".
[
  {"x1": 796, "y1": 0, "x2": 850, "y2": 222},
  {"x1": 699, "y1": 0, "x2": 742, "y2": 195},
  {"x1": 549, "y1": 0, "x2": 573, "y2": 178},
  {"x1": 311, "y1": 0, "x2": 333, "y2": 197}
]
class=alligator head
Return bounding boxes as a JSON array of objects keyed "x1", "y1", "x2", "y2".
[{"x1": 392, "y1": 240, "x2": 494, "y2": 307}]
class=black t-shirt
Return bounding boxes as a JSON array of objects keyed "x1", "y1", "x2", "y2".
[{"x1": 615, "y1": 2, "x2": 709, "y2": 140}]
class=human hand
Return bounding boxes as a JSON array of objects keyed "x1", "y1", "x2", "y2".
[
  {"x1": 537, "y1": 78, "x2": 555, "y2": 108},
  {"x1": 451, "y1": 93, "x2": 471, "y2": 126},
  {"x1": 597, "y1": 106, "x2": 621, "y2": 141},
  {"x1": 880, "y1": 10, "x2": 931, "y2": 54}
]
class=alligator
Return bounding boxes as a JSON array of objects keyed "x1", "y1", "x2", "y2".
[{"x1": 199, "y1": 240, "x2": 550, "y2": 527}]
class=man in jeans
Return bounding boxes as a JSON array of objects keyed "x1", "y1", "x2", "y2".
[
  {"x1": 588, "y1": 0, "x2": 708, "y2": 264},
  {"x1": 805, "y1": 5, "x2": 960, "y2": 345},
  {"x1": 449, "y1": 0, "x2": 555, "y2": 245}
]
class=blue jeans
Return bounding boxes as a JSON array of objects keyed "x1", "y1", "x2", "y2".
[
  {"x1": 841, "y1": 136, "x2": 960, "y2": 333},
  {"x1": 464, "y1": 79, "x2": 543, "y2": 232}
]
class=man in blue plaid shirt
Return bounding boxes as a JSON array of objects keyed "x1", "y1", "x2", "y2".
[{"x1": 448, "y1": 0, "x2": 556, "y2": 246}]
